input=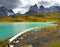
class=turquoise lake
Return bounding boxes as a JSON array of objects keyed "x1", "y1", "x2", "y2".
[{"x1": 0, "y1": 22, "x2": 57, "y2": 40}]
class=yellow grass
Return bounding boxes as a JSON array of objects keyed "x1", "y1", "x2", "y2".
[{"x1": 0, "y1": 12, "x2": 60, "y2": 23}]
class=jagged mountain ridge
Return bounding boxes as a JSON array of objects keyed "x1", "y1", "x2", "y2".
[
  {"x1": 0, "y1": 5, "x2": 60, "y2": 16},
  {"x1": 26, "y1": 4, "x2": 60, "y2": 14},
  {"x1": 0, "y1": 6, "x2": 15, "y2": 16},
  {"x1": 25, "y1": 4, "x2": 38, "y2": 14}
]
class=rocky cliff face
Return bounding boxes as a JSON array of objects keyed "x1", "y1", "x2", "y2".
[
  {"x1": 26, "y1": 4, "x2": 38, "y2": 14},
  {"x1": 0, "y1": 6, "x2": 15, "y2": 17},
  {"x1": 39, "y1": 5, "x2": 45, "y2": 12},
  {"x1": 49, "y1": 6, "x2": 60, "y2": 12},
  {"x1": 25, "y1": 4, "x2": 60, "y2": 14}
]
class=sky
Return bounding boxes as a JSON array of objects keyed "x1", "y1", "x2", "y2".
[{"x1": 0, "y1": 0, "x2": 60, "y2": 14}]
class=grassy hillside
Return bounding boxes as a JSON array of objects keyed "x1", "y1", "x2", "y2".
[
  {"x1": 0, "y1": 12, "x2": 60, "y2": 23},
  {"x1": 0, "y1": 40, "x2": 8, "y2": 47}
]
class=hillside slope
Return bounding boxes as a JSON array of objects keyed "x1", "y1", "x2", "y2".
[{"x1": 0, "y1": 12, "x2": 60, "y2": 23}]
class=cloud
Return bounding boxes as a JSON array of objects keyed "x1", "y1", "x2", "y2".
[
  {"x1": 38, "y1": 1, "x2": 51, "y2": 6},
  {"x1": 37, "y1": 0, "x2": 60, "y2": 8},
  {"x1": 53, "y1": 1, "x2": 60, "y2": 6},
  {"x1": 20, "y1": 0, "x2": 40, "y2": 5},
  {"x1": 14, "y1": 0, "x2": 60, "y2": 14},
  {"x1": 0, "y1": 0, "x2": 60, "y2": 14},
  {"x1": 0, "y1": 0, "x2": 22, "y2": 9},
  {"x1": 37, "y1": 1, "x2": 53, "y2": 8}
]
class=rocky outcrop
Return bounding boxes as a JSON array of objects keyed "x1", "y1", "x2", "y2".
[
  {"x1": 0, "y1": 6, "x2": 15, "y2": 17},
  {"x1": 25, "y1": 4, "x2": 38, "y2": 14},
  {"x1": 25, "y1": 4, "x2": 60, "y2": 14}
]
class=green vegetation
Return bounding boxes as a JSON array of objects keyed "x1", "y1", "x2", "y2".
[
  {"x1": 0, "y1": 12, "x2": 60, "y2": 23},
  {"x1": 0, "y1": 40, "x2": 8, "y2": 47},
  {"x1": 0, "y1": 38, "x2": 11, "y2": 47},
  {"x1": 46, "y1": 41, "x2": 60, "y2": 47}
]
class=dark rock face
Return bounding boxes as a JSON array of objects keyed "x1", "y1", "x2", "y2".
[
  {"x1": 25, "y1": 4, "x2": 60, "y2": 14},
  {"x1": 26, "y1": 4, "x2": 38, "y2": 14},
  {"x1": 0, "y1": 7, "x2": 7, "y2": 16},
  {"x1": 0, "y1": 6, "x2": 15, "y2": 17},
  {"x1": 49, "y1": 6, "x2": 60, "y2": 12},
  {"x1": 29, "y1": 4, "x2": 38, "y2": 12},
  {"x1": 39, "y1": 5, "x2": 45, "y2": 13}
]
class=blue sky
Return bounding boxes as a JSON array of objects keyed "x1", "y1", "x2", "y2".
[{"x1": 0, "y1": 0, "x2": 60, "y2": 14}]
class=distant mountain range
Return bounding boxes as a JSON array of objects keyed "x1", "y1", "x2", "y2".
[
  {"x1": 0, "y1": 6, "x2": 15, "y2": 17},
  {"x1": 0, "y1": 4, "x2": 60, "y2": 16},
  {"x1": 26, "y1": 4, "x2": 60, "y2": 14}
]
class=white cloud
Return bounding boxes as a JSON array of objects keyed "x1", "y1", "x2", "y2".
[
  {"x1": 14, "y1": 0, "x2": 60, "y2": 14},
  {"x1": 13, "y1": 8, "x2": 28, "y2": 14},
  {"x1": 20, "y1": 0, "x2": 40, "y2": 5},
  {"x1": 53, "y1": 0, "x2": 60, "y2": 4}
]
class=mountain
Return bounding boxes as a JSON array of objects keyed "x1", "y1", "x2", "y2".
[
  {"x1": 8, "y1": 9, "x2": 15, "y2": 16},
  {"x1": 49, "y1": 6, "x2": 60, "y2": 12},
  {"x1": 0, "y1": 6, "x2": 15, "y2": 17},
  {"x1": 38, "y1": 5, "x2": 60, "y2": 13},
  {"x1": 25, "y1": 5, "x2": 60, "y2": 14},
  {"x1": 55, "y1": 6, "x2": 60, "y2": 11},
  {"x1": 39, "y1": 5, "x2": 51, "y2": 13},
  {"x1": 25, "y1": 4, "x2": 38, "y2": 14},
  {"x1": 39, "y1": 5, "x2": 45, "y2": 13}
]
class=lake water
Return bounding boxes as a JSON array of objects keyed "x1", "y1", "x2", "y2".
[{"x1": 0, "y1": 22, "x2": 57, "y2": 40}]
